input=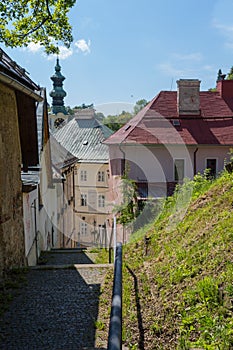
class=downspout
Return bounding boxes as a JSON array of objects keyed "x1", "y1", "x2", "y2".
[
  {"x1": 119, "y1": 141, "x2": 126, "y2": 175},
  {"x1": 194, "y1": 148, "x2": 198, "y2": 176}
]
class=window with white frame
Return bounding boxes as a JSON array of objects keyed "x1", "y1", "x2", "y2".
[
  {"x1": 80, "y1": 221, "x2": 87, "y2": 235},
  {"x1": 98, "y1": 195, "x2": 105, "y2": 208},
  {"x1": 97, "y1": 171, "x2": 105, "y2": 182},
  {"x1": 81, "y1": 194, "x2": 87, "y2": 206},
  {"x1": 174, "y1": 159, "x2": 184, "y2": 182},
  {"x1": 80, "y1": 170, "x2": 87, "y2": 181}
]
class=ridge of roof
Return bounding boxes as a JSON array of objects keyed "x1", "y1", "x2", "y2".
[
  {"x1": 0, "y1": 48, "x2": 40, "y2": 90},
  {"x1": 52, "y1": 117, "x2": 112, "y2": 162},
  {"x1": 104, "y1": 89, "x2": 233, "y2": 146},
  {"x1": 104, "y1": 93, "x2": 161, "y2": 144}
]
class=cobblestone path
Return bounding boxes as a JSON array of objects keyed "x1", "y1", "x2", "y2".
[{"x1": 0, "y1": 250, "x2": 112, "y2": 350}]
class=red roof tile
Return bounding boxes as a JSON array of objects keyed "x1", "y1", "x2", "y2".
[{"x1": 104, "y1": 90, "x2": 233, "y2": 145}]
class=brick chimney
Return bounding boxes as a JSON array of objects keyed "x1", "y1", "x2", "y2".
[
  {"x1": 177, "y1": 79, "x2": 201, "y2": 115},
  {"x1": 216, "y1": 79, "x2": 233, "y2": 100}
]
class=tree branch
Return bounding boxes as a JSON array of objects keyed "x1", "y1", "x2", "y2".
[
  {"x1": 19, "y1": 16, "x2": 50, "y2": 39},
  {"x1": 19, "y1": 0, "x2": 53, "y2": 39}
]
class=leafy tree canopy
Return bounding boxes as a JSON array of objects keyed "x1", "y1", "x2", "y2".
[
  {"x1": 73, "y1": 103, "x2": 94, "y2": 110},
  {"x1": 133, "y1": 99, "x2": 148, "y2": 115},
  {"x1": 0, "y1": 0, "x2": 76, "y2": 54},
  {"x1": 103, "y1": 111, "x2": 133, "y2": 132},
  {"x1": 227, "y1": 66, "x2": 233, "y2": 80}
]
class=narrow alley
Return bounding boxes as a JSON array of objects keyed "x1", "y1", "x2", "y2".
[{"x1": 0, "y1": 249, "x2": 112, "y2": 350}]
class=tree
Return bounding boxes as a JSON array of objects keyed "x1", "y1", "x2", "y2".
[
  {"x1": 103, "y1": 111, "x2": 133, "y2": 131},
  {"x1": 227, "y1": 67, "x2": 233, "y2": 80},
  {"x1": 0, "y1": 0, "x2": 76, "y2": 54},
  {"x1": 95, "y1": 112, "x2": 105, "y2": 122},
  {"x1": 74, "y1": 103, "x2": 94, "y2": 110},
  {"x1": 114, "y1": 164, "x2": 138, "y2": 226},
  {"x1": 133, "y1": 99, "x2": 148, "y2": 115}
]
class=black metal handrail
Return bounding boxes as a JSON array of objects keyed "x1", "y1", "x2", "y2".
[{"x1": 107, "y1": 242, "x2": 122, "y2": 350}]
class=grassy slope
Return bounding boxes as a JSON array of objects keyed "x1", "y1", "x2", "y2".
[{"x1": 122, "y1": 171, "x2": 233, "y2": 349}]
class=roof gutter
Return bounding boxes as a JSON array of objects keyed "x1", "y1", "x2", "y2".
[{"x1": 0, "y1": 71, "x2": 43, "y2": 102}]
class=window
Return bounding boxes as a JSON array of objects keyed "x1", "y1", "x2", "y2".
[
  {"x1": 98, "y1": 171, "x2": 105, "y2": 182},
  {"x1": 174, "y1": 159, "x2": 184, "y2": 182},
  {"x1": 81, "y1": 194, "x2": 87, "y2": 206},
  {"x1": 98, "y1": 195, "x2": 105, "y2": 208},
  {"x1": 80, "y1": 221, "x2": 87, "y2": 235},
  {"x1": 206, "y1": 159, "x2": 217, "y2": 178},
  {"x1": 98, "y1": 225, "x2": 105, "y2": 239},
  {"x1": 80, "y1": 170, "x2": 87, "y2": 181}
]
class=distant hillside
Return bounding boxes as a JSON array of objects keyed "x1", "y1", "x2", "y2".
[{"x1": 122, "y1": 171, "x2": 233, "y2": 349}]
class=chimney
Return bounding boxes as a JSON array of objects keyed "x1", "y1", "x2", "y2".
[
  {"x1": 177, "y1": 79, "x2": 201, "y2": 115},
  {"x1": 74, "y1": 108, "x2": 95, "y2": 119},
  {"x1": 216, "y1": 79, "x2": 233, "y2": 100}
]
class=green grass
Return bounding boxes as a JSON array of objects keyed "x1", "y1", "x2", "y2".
[{"x1": 121, "y1": 171, "x2": 233, "y2": 349}]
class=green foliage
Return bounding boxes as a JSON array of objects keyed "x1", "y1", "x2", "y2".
[
  {"x1": 121, "y1": 170, "x2": 233, "y2": 349},
  {"x1": 94, "y1": 320, "x2": 105, "y2": 331},
  {"x1": 133, "y1": 99, "x2": 148, "y2": 115},
  {"x1": 0, "y1": 0, "x2": 76, "y2": 54},
  {"x1": 103, "y1": 111, "x2": 133, "y2": 131},
  {"x1": 103, "y1": 99, "x2": 148, "y2": 131},
  {"x1": 74, "y1": 103, "x2": 94, "y2": 110},
  {"x1": 114, "y1": 164, "x2": 138, "y2": 226},
  {"x1": 227, "y1": 66, "x2": 233, "y2": 80}
]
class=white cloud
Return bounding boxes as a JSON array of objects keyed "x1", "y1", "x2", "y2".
[
  {"x1": 22, "y1": 39, "x2": 90, "y2": 59},
  {"x1": 46, "y1": 46, "x2": 73, "y2": 61},
  {"x1": 213, "y1": 21, "x2": 233, "y2": 50},
  {"x1": 24, "y1": 42, "x2": 42, "y2": 53},
  {"x1": 75, "y1": 39, "x2": 91, "y2": 54},
  {"x1": 172, "y1": 52, "x2": 203, "y2": 62},
  {"x1": 158, "y1": 62, "x2": 188, "y2": 77}
]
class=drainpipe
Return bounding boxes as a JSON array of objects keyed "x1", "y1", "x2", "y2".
[
  {"x1": 119, "y1": 141, "x2": 126, "y2": 175},
  {"x1": 31, "y1": 199, "x2": 38, "y2": 264},
  {"x1": 194, "y1": 148, "x2": 198, "y2": 176}
]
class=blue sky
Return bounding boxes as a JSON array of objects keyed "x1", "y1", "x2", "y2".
[{"x1": 2, "y1": 0, "x2": 233, "y2": 115}]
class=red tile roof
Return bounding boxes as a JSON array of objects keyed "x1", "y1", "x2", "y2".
[{"x1": 104, "y1": 90, "x2": 233, "y2": 145}]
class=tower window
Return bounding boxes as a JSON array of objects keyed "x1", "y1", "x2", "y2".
[
  {"x1": 80, "y1": 222, "x2": 87, "y2": 235},
  {"x1": 81, "y1": 194, "x2": 87, "y2": 206},
  {"x1": 80, "y1": 170, "x2": 87, "y2": 181},
  {"x1": 98, "y1": 195, "x2": 105, "y2": 208},
  {"x1": 98, "y1": 171, "x2": 105, "y2": 182}
]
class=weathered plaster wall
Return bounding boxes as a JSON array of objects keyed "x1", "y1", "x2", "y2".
[{"x1": 0, "y1": 82, "x2": 25, "y2": 275}]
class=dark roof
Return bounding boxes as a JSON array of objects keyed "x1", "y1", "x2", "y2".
[
  {"x1": 105, "y1": 90, "x2": 233, "y2": 145},
  {"x1": 50, "y1": 135, "x2": 77, "y2": 169},
  {"x1": 21, "y1": 171, "x2": 39, "y2": 192},
  {"x1": 53, "y1": 117, "x2": 113, "y2": 163},
  {"x1": 0, "y1": 48, "x2": 40, "y2": 91}
]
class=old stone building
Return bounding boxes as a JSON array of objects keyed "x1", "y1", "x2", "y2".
[{"x1": 0, "y1": 48, "x2": 43, "y2": 274}]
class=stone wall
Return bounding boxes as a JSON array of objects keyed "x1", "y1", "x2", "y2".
[{"x1": 0, "y1": 82, "x2": 25, "y2": 275}]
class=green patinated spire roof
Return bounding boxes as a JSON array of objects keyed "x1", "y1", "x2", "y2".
[{"x1": 49, "y1": 58, "x2": 67, "y2": 115}]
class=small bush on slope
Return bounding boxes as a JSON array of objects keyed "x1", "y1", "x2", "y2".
[{"x1": 123, "y1": 171, "x2": 233, "y2": 349}]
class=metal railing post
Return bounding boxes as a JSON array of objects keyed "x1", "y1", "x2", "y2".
[{"x1": 107, "y1": 242, "x2": 122, "y2": 350}]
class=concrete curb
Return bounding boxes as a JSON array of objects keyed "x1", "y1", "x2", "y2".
[{"x1": 30, "y1": 263, "x2": 114, "y2": 270}]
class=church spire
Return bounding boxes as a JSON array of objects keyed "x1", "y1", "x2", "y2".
[{"x1": 49, "y1": 58, "x2": 67, "y2": 115}]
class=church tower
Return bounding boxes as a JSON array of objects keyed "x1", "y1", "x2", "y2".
[{"x1": 49, "y1": 58, "x2": 68, "y2": 130}]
